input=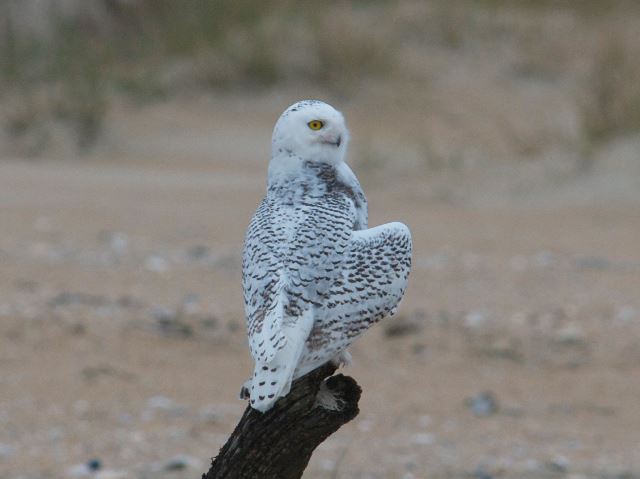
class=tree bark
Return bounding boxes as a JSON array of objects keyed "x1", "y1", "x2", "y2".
[{"x1": 202, "y1": 363, "x2": 361, "y2": 479}]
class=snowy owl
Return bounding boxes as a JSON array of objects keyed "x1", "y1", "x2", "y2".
[{"x1": 241, "y1": 100, "x2": 412, "y2": 412}]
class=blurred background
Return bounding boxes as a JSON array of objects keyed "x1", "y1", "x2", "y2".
[{"x1": 1, "y1": 1, "x2": 639, "y2": 478}]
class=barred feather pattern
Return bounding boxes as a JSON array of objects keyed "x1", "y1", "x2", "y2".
[{"x1": 241, "y1": 100, "x2": 412, "y2": 412}]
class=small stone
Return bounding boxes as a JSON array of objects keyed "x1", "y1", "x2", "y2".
[
  {"x1": 198, "y1": 406, "x2": 220, "y2": 423},
  {"x1": 146, "y1": 396, "x2": 175, "y2": 410},
  {"x1": 162, "y1": 454, "x2": 203, "y2": 471},
  {"x1": 615, "y1": 306, "x2": 636, "y2": 322},
  {"x1": 464, "y1": 310, "x2": 490, "y2": 329},
  {"x1": 555, "y1": 322, "x2": 585, "y2": 345},
  {"x1": 145, "y1": 396, "x2": 187, "y2": 418},
  {"x1": 144, "y1": 255, "x2": 169, "y2": 273},
  {"x1": 384, "y1": 309, "x2": 426, "y2": 337},
  {"x1": 151, "y1": 307, "x2": 193, "y2": 337},
  {"x1": 534, "y1": 250, "x2": 555, "y2": 267},
  {"x1": 67, "y1": 464, "x2": 91, "y2": 477},
  {"x1": 227, "y1": 319, "x2": 241, "y2": 333},
  {"x1": 73, "y1": 400, "x2": 89, "y2": 416},
  {"x1": 412, "y1": 343, "x2": 428, "y2": 356},
  {"x1": 357, "y1": 417, "x2": 374, "y2": 432},
  {"x1": 180, "y1": 293, "x2": 201, "y2": 315},
  {"x1": 95, "y1": 471, "x2": 133, "y2": 479},
  {"x1": 100, "y1": 231, "x2": 129, "y2": 255},
  {"x1": 473, "y1": 466, "x2": 495, "y2": 479},
  {"x1": 117, "y1": 295, "x2": 143, "y2": 309},
  {"x1": 411, "y1": 433, "x2": 435, "y2": 445},
  {"x1": 186, "y1": 245, "x2": 210, "y2": 261},
  {"x1": 87, "y1": 458, "x2": 102, "y2": 471},
  {"x1": 319, "y1": 459, "x2": 336, "y2": 471},
  {"x1": 417, "y1": 415, "x2": 432, "y2": 428},
  {"x1": 546, "y1": 455, "x2": 570, "y2": 473},
  {"x1": 574, "y1": 255, "x2": 610, "y2": 270},
  {"x1": 466, "y1": 392, "x2": 499, "y2": 417}
]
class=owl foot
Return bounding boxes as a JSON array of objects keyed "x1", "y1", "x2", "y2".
[
  {"x1": 238, "y1": 379, "x2": 251, "y2": 400},
  {"x1": 331, "y1": 350, "x2": 352, "y2": 368}
]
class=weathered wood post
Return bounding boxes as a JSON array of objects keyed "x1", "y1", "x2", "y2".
[{"x1": 202, "y1": 363, "x2": 361, "y2": 478}]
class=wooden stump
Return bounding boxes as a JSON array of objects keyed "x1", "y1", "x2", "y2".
[{"x1": 203, "y1": 363, "x2": 362, "y2": 479}]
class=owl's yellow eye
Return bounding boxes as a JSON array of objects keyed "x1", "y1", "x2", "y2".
[{"x1": 307, "y1": 120, "x2": 324, "y2": 130}]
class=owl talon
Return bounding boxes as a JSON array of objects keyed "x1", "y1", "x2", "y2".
[
  {"x1": 331, "y1": 350, "x2": 352, "y2": 368},
  {"x1": 239, "y1": 379, "x2": 251, "y2": 400}
]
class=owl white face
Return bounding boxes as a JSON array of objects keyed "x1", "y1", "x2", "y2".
[{"x1": 271, "y1": 100, "x2": 350, "y2": 166}]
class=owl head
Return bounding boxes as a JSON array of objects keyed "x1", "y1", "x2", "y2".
[{"x1": 271, "y1": 100, "x2": 350, "y2": 166}]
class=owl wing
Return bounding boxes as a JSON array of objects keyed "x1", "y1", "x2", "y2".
[
  {"x1": 242, "y1": 193, "x2": 357, "y2": 411},
  {"x1": 242, "y1": 194, "x2": 355, "y2": 362},
  {"x1": 337, "y1": 162, "x2": 368, "y2": 230},
  {"x1": 294, "y1": 221, "x2": 412, "y2": 378},
  {"x1": 242, "y1": 199, "x2": 287, "y2": 365}
]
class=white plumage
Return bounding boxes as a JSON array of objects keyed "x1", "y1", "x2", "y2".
[{"x1": 242, "y1": 100, "x2": 412, "y2": 412}]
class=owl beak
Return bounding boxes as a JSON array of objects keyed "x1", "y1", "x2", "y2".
[{"x1": 321, "y1": 135, "x2": 342, "y2": 147}]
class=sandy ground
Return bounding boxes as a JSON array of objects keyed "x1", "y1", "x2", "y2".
[{"x1": 1, "y1": 98, "x2": 640, "y2": 479}]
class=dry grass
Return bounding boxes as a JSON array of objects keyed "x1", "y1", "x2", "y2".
[
  {"x1": 1, "y1": 0, "x2": 640, "y2": 160},
  {"x1": 582, "y1": 35, "x2": 640, "y2": 143},
  {"x1": 0, "y1": 0, "x2": 399, "y2": 154}
]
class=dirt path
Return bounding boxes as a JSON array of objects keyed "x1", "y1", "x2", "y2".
[{"x1": 1, "y1": 101, "x2": 639, "y2": 478}]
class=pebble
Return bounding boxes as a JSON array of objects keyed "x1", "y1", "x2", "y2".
[
  {"x1": 151, "y1": 307, "x2": 193, "y2": 337},
  {"x1": 86, "y1": 459, "x2": 101, "y2": 471},
  {"x1": 555, "y1": 322, "x2": 585, "y2": 345},
  {"x1": 411, "y1": 433, "x2": 435, "y2": 446},
  {"x1": 144, "y1": 395, "x2": 187, "y2": 420},
  {"x1": 162, "y1": 454, "x2": 203, "y2": 471},
  {"x1": 198, "y1": 406, "x2": 220, "y2": 423},
  {"x1": 615, "y1": 306, "x2": 637, "y2": 322},
  {"x1": 67, "y1": 459, "x2": 120, "y2": 479},
  {"x1": 49, "y1": 291, "x2": 110, "y2": 307},
  {"x1": 574, "y1": 255, "x2": 611, "y2": 270},
  {"x1": 464, "y1": 310, "x2": 490, "y2": 329},
  {"x1": 534, "y1": 250, "x2": 555, "y2": 267},
  {"x1": 144, "y1": 254, "x2": 170, "y2": 273},
  {"x1": 417, "y1": 415, "x2": 432, "y2": 428},
  {"x1": 146, "y1": 395, "x2": 177, "y2": 410},
  {"x1": 186, "y1": 244, "x2": 210, "y2": 261},
  {"x1": 319, "y1": 459, "x2": 336, "y2": 471},
  {"x1": 473, "y1": 466, "x2": 495, "y2": 479},
  {"x1": 67, "y1": 465, "x2": 89, "y2": 477},
  {"x1": 384, "y1": 309, "x2": 425, "y2": 337},
  {"x1": 466, "y1": 392, "x2": 499, "y2": 417},
  {"x1": 96, "y1": 471, "x2": 134, "y2": 479},
  {"x1": 108, "y1": 233, "x2": 129, "y2": 256},
  {"x1": 357, "y1": 417, "x2": 374, "y2": 432},
  {"x1": 416, "y1": 254, "x2": 448, "y2": 271},
  {"x1": 546, "y1": 455, "x2": 570, "y2": 473}
]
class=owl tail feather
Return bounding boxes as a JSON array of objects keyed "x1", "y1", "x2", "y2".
[{"x1": 249, "y1": 308, "x2": 314, "y2": 413}]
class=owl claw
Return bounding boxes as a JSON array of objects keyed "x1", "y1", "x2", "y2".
[
  {"x1": 331, "y1": 350, "x2": 352, "y2": 368},
  {"x1": 239, "y1": 379, "x2": 251, "y2": 400}
]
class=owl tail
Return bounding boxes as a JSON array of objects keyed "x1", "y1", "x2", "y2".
[{"x1": 249, "y1": 308, "x2": 314, "y2": 413}]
